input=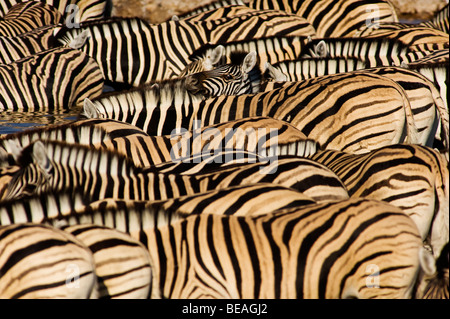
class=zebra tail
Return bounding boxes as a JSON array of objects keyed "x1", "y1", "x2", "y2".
[{"x1": 390, "y1": 77, "x2": 420, "y2": 144}]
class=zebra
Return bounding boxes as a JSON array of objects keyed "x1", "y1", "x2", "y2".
[
  {"x1": 310, "y1": 144, "x2": 449, "y2": 258},
  {"x1": 406, "y1": 61, "x2": 448, "y2": 121},
  {"x1": 299, "y1": 37, "x2": 426, "y2": 67},
  {"x1": 264, "y1": 65, "x2": 449, "y2": 152},
  {"x1": 0, "y1": 0, "x2": 107, "y2": 22},
  {"x1": 149, "y1": 156, "x2": 350, "y2": 203},
  {"x1": 57, "y1": 11, "x2": 316, "y2": 86},
  {"x1": 181, "y1": 35, "x2": 309, "y2": 77},
  {"x1": 188, "y1": 51, "x2": 263, "y2": 97},
  {"x1": 78, "y1": 112, "x2": 320, "y2": 167},
  {"x1": 0, "y1": 182, "x2": 320, "y2": 227},
  {"x1": 85, "y1": 71, "x2": 419, "y2": 154},
  {"x1": 0, "y1": 25, "x2": 60, "y2": 65},
  {"x1": 2, "y1": 137, "x2": 341, "y2": 208},
  {"x1": 60, "y1": 223, "x2": 152, "y2": 299},
  {"x1": 136, "y1": 197, "x2": 422, "y2": 298},
  {"x1": 361, "y1": 27, "x2": 449, "y2": 53},
  {"x1": 247, "y1": 0, "x2": 399, "y2": 38},
  {"x1": 0, "y1": 114, "x2": 317, "y2": 169},
  {"x1": 356, "y1": 4, "x2": 449, "y2": 36},
  {"x1": 0, "y1": 196, "x2": 430, "y2": 299},
  {"x1": 406, "y1": 49, "x2": 449, "y2": 66},
  {"x1": 263, "y1": 57, "x2": 368, "y2": 82},
  {"x1": 0, "y1": 223, "x2": 97, "y2": 298},
  {"x1": 0, "y1": 1, "x2": 62, "y2": 37},
  {"x1": 0, "y1": 45, "x2": 104, "y2": 111},
  {"x1": 2, "y1": 139, "x2": 206, "y2": 202}
]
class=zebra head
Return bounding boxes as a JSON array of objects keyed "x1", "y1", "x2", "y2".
[
  {"x1": 4, "y1": 141, "x2": 53, "y2": 201},
  {"x1": 179, "y1": 45, "x2": 226, "y2": 76},
  {"x1": 186, "y1": 51, "x2": 260, "y2": 98}
]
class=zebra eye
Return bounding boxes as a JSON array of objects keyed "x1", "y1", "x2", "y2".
[{"x1": 223, "y1": 74, "x2": 234, "y2": 80}]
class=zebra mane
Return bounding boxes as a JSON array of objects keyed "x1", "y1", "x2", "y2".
[
  {"x1": 407, "y1": 61, "x2": 450, "y2": 69},
  {"x1": 14, "y1": 139, "x2": 139, "y2": 176},
  {"x1": 301, "y1": 37, "x2": 410, "y2": 57},
  {"x1": 0, "y1": 119, "x2": 110, "y2": 160},
  {"x1": 89, "y1": 77, "x2": 205, "y2": 117}
]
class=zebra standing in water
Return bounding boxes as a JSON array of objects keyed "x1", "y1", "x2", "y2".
[{"x1": 0, "y1": 223, "x2": 97, "y2": 298}]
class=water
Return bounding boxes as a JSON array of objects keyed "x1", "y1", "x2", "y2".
[{"x1": 0, "y1": 108, "x2": 81, "y2": 135}]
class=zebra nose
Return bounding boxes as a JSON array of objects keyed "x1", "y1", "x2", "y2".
[{"x1": 186, "y1": 75, "x2": 207, "y2": 96}]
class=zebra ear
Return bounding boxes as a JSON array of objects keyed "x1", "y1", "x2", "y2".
[
  {"x1": 32, "y1": 141, "x2": 53, "y2": 176},
  {"x1": 204, "y1": 46, "x2": 225, "y2": 70},
  {"x1": 314, "y1": 40, "x2": 327, "y2": 57},
  {"x1": 68, "y1": 30, "x2": 90, "y2": 49},
  {"x1": 83, "y1": 98, "x2": 100, "y2": 118},
  {"x1": 419, "y1": 246, "x2": 436, "y2": 276},
  {"x1": 264, "y1": 62, "x2": 287, "y2": 82},
  {"x1": 210, "y1": 45, "x2": 225, "y2": 66},
  {"x1": 241, "y1": 51, "x2": 257, "y2": 74},
  {"x1": 4, "y1": 139, "x2": 23, "y2": 163}
]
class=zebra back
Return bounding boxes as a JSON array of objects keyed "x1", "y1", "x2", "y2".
[
  {"x1": 162, "y1": 155, "x2": 350, "y2": 203},
  {"x1": 176, "y1": 3, "x2": 252, "y2": 21},
  {"x1": 300, "y1": 37, "x2": 410, "y2": 67},
  {"x1": 140, "y1": 197, "x2": 421, "y2": 298},
  {"x1": 89, "y1": 116, "x2": 319, "y2": 167},
  {"x1": 1, "y1": 181, "x2": 315, "y2": 227},
  {"x1": 265, "y1": 64, "x2": 449, "y2": 150},
  {"x1": 193, "y1": 51, "x2": 263, "y2": 96},
  {"x1": 248, "y1": 0, "x2": 398, "y2": 37},
  {"x1": 363, "y1": 27, "x2": 449, "y2": 52},
  {"x1": 0, "y1": 46, "x2": 104, "y2": 111},
  {"x1": 311, "y1": 143, "x2": 449, "y2": 257},
  {"x1": 0, "y1": 1, "x2": 62, "y2": 37},
  {"x1": 264, "y1": 57, "x2": 368, "y2": 82},
  {"x1": 0, "y1": 223, "x2": 97, "y2": 298},
  {"x1": 61, "y1": 223, "x2": 152, "y2": 299},
  {"x1": 0, "y1": 0, "x2": 107, "y2": 22},
  {"x1": 0, "y1": 25, "x2": 60, "y2": 64},
  {"x1": 89, "y1": 71, "x2": 419, "y2": 153}
]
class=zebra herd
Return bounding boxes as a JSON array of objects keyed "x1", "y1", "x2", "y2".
[{"x1": 0, "y1": 0, "x2": 449, "y2": 299}]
